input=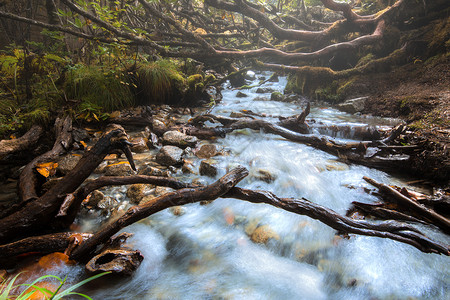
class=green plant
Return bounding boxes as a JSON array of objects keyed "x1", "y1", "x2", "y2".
[
  {"x1": 65, "y1": 64, "x2": 134, "y2": 112},
  {"x1": 132, "y1": 59, "x2": 186, "y2": 105},
  {"x1": 0, "y1": 271, "x2": 110, "y2": 300}
]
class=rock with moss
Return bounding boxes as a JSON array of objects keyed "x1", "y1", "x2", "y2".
[{"x1": 270, "y1": 91, "x2": 284, "y2": 102}]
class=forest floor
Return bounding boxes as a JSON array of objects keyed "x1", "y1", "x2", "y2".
[{"x1": 345, "y1": 54, "x2": 449, "y2": 184}]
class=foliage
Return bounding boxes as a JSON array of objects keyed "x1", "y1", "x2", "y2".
[
  {"x1": 64, "y1": 64, "x2": 135, "y2": 116},
  {"x1": 132, "y1": 59, "x2": 187, "y2": 105},
  {"x1": 0, "y1": 271, "x2": 110, "y2": 300}
]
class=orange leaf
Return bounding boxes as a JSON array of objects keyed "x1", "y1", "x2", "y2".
[
  {"x1": 80, "y1": 140, "x2": 87, "y2": 148},
  {"x1": 36, "y1": 162, "x2": 58, "y2": 178}
]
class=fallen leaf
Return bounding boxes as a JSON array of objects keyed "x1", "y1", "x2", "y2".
[{"x1": 36, "y1": 162, "x2": 58, "y2": 177}]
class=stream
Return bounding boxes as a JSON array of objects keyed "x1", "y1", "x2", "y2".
[{"x1": 53, "y1": 73, "x2": 450, "y2": 299}]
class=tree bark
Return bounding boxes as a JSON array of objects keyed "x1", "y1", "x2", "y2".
[
  {"x1": 0, "y1": 125, "x2": 43, "y2": 159},
  {"x1": 0, "y1": 124, "x2": 135, "y2": 244}
]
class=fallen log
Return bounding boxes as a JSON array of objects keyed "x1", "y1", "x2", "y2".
[
  {"x1": 226, "y1": 187, "x2": 449, "y2": 255},
  {"x1": 0, "y1": 124, "x2": 136, "y2": 244},
  {"x1": 348, "y1": 201, "x2": 430, "y2": 225},
  {"x1": 58, "y1": 175, "x2": 200, "y2": 227},
  {"x1": 363, "y1": 177, "x2": 450, "y2": 234},
  {"x1": 1, "y1": 167, "x2": 448, "y2": 267},
  {"x1": 69, "y1": 166, "x2": 250, "y2": 261},
  {"x1": 0, "y1": 125, "x2": 43, "y2": 159},
  {"x1": 19, "y1": 117, "x2": 72, "y2": 203}
]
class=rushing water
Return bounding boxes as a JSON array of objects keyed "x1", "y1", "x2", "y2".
[{"x1": 73, "y1": 73, "x2": 450, "y2": 299}]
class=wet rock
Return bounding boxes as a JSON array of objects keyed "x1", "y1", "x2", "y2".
[
  {"x1": 325, "y1": 161, "x2": 349, "y2": 171},
  {"x1": 256, "y1": 87, "x2": 275, "y2": 94},
  {"x1": 253, "y1": 96, "x2": 270, "y2": 101},
  {"x1": 250, "y1": 225, "x2": 280, "y2": 244},
  {"x1": 236, "y1": 91, "x2": 248, "y2": 98},
  {"x1": 139, "y1": 194, "x2": 156, "y2": 205},
  {"x1": 253, "y1": 168, "x2": 276, "y2": 183},
  {"x1": 182, "y1": 161, "x2": 196, "y2": 174},
  {"x1": 245, "y1": 70, "x2": 256, "y2": 80},
  {"x1": 195, "y1": 144, "x2": 218, "y2": 159},
  {"x1": 86, "y1": 249, "x2": 144, "y2": 276},
  {"x1": 152, "y1": 119, "x2": 165, "y2": 132},
  {"x1": 97, "y1": 197, "x2": 119, "y2": 213},
  {"x1": 229, "y1": 111, "x2": 248, "y2": 118},
  {"x1": 127, "y1": 184, "x2": 148, "y2": 204},
  {"x1": 130, "y1": 137, "x2": 148, "y2": 153},
  {"x1": 170, "y1": 206, "x2": 186, "y2": 216},
  {"x1": 147, "y1": 132, "x2": 159, "y2": 149},
  {"x1": 270, "y1": 91, "x2": 284, "y2": 102},
  {"x1": 192, "y1": 178, "x2": 208, "y2": 186},
  {"x1": 337, "y1": 96, "x2": 368, "y2": 114},
  {"x1": 104, "y1": 162, "x2": 136, "y2": 176},
  {"x1": 199, "y1": 159, "x2": 218, "y2": 177},
  {"x1": 57, "y1": 154, "x2": 82, "y2": 175},
  {"x1": 155, "y1": 186, "x2": 174, "y2": 197},
  {"x1": 86, "y1": 190, "x2": 105, "y2": 207},
  {"x1": 155, "y1": 146, "x2": 184, "y2": 166},
  {"x1": 138, "y1": 165, "x2": 170, "y2": 177},
  {"x1": 72, "y1": 128, "x2": 90, "y2": 143},
  {"x1": 94, "y1": 161, "x2": 108, "y2": 174},
  {"x1": 161, "y1": 131, "x2": 198, "y2": 149}
]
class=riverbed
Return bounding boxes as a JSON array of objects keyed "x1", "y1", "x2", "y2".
[{"x1": 68, "y1": 73, "x2": 450, "y2": 299}]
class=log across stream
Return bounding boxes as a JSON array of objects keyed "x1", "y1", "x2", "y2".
[{"x1": 4, "y1": 73, "x2": 449, "y2": 299}]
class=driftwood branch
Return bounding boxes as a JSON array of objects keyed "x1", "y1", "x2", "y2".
[
  {"x1": 18, "y1": 117, "x2": 72, "y2": 203},
  {"x1": 69, "y1": 166, "x2": 249, "y2": 261},
  {"x1": 0, "y1": 125, "x2": 43, "y2": 159},
  {"x1": 363, "y1": 177, "x2": 450, "y2": 234},
  {"x1": 0, "y1": 124, "x2": 135, "y2": 244}
]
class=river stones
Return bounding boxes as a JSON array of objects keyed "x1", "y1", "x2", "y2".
[
  {"x1": 155, "y1": 145, "x2": 184, "y2": 166},
  {"x1": 104, "y1": 162, "x2": 136, "y2": 176},
  {"x1": 271, "y1": 91, "x2": 284, "y2": 102},
  {"x1": 236, "y1": 91, "x2": 248, "y2": 98},
  {"x1": 130, "y1": 137, "x2": 148, "y2": 153},
  {"x1": 138, "y1": 165, "x2": 170, "y2": 177},
  {"x1": 161, "y1": 131, "x2": 198, "y2": 149},
  {"x1": 127, "y1": 184, "x2": 148, "y2": 204},
  {"x1": 170, "y1": 206, "x2": 186, "y2": 216},
  {"x1": 256, "y1": 87, "x2": 275, "y2": 93},
  {"x1": 337, "y1": 96, "x2": 368, "y2": 114},
  {"x1": 252, "y1": 168, "x2": 276, "y2": 183},
  {"x1": 57, "y1": 154, "x2": 82, "y2": 175},
  {"x1": 85, "y1": 190, "x2": 105, "y2": 208},
  {"x1": 250, "y1": 225, "x2": 280, "y2": 244},
  {"x1": 195, "y1": 144, "x2": 218, "y2": 159},
  {"x1": 199, "y1": 159, "x2": 218, "y2": 177}
]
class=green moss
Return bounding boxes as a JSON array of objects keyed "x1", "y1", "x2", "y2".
[
  {"x1": 356, "y1": 53, "x2": 375, "y2": 68},
  {"x1": 187, "y1": 74, "x2": 203, "y2": 87}
]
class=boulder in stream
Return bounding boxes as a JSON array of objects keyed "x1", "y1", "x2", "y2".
[
  {"x1": 104, "y1": 162, "x2": 136, "y2": 176},
  {"x1": 337, "y1": 96, "x2": 368, "y2": 113},
  {"x1": 161, "y1": 131, "x2": 198, "y2": 149},
  {"x1": 130, "y1": 137, "x2": 148, "y2": 153},
  {"x1": 195, "y1": 144, "x2": 218, "y2": 159},
  {"x1": 199, "y1": 159, "x2": 218, "y2": 177},
  {"x1": 155, "y1": 145, "x2": 184, "y2": 166},
  {"x1": 250, "y1": 225, "x2": 280, "y2": 244}
]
